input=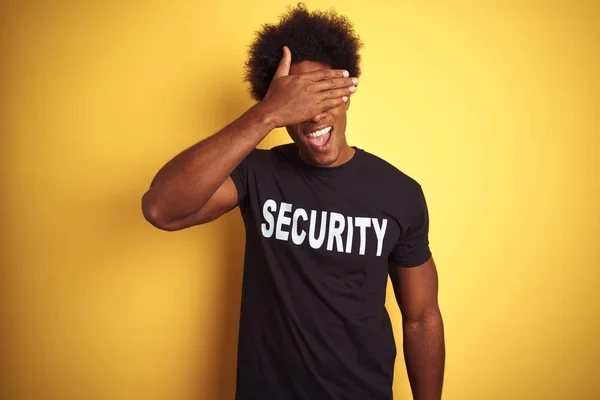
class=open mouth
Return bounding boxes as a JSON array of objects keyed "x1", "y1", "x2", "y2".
[{"x1": 305, "y1": 126, "x2": 332, "y2": 150}]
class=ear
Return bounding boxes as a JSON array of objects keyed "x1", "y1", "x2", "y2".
[{"x1": 344, "y1": 96, "x2": 351, "y2": 111}]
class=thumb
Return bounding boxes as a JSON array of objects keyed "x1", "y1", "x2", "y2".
[{"x1": 273, "y1": 46, "x2": 291, "y2": 78}]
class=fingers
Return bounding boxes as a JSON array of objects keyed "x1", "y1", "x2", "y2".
[
  {"x1": 319, "y1": 86, "x2": 356, "y2": 101},
  {"x1": 318, "y1": 96, "x2": 348, "y2": 113},
  {"x1": 306, "y1": 68, "x2": 350, "y2": 81},
  {"x1": 312, "y1": 77, "x2": 358, "y2": 93},
  {"x1": 273, "y1": 46, "x2": 292, "y2": 78}
]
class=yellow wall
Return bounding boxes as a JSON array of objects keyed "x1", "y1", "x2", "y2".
[{"x1": 1, "y1": 0, "x2": 598, "y2": 399}]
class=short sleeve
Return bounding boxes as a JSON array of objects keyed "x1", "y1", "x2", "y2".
[
  {"x1": 388, "y1": 184, "x2": 432, "y2": 268},
  {"x1": 230, "y1": 149, "x2": 260, "y2": 214}
]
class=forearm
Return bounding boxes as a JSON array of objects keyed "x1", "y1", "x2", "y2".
[
  {"x1": 142, "y1": 103, "x2": 274, "y2": 225},
  {"x1": 403, "y1": 310, "x2": 445, "y2": 400}
]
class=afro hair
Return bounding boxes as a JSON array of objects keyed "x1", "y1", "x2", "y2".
[{"x1": 245, "y1": 3, "x2": 363, "y2": 101}]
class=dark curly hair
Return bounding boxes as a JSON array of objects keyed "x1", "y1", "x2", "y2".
[{"x1": 245, "y1": 3, "x2": 363, "y2": 101}]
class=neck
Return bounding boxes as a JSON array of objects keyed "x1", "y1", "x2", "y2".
[{"x1": 299, "y1": 144, "x2": 356, "y2": 168}]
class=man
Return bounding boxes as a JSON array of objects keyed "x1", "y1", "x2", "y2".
[{"x1": 142, "y1": 4, "x2": 444, "y2": 400}]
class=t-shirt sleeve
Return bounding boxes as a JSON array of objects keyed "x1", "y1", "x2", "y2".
[
  {"x1": 230, "y1": 149, "x2": 260, "y2": 214},
  {"x1": 388, "y1": 184, "x2": 432, "y2": 268}
]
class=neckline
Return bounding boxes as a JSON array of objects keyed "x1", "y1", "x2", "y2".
[{"x1": 290, "y1": 144, "x2": 363, "y2": 176}]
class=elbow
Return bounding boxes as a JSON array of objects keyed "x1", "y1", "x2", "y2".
[
  {"x1": 141, "y1": 192, "x2": 176, "y2": 231},
  {"x1": 403, "y1": 307, "x2": 443, "y2": 330}
]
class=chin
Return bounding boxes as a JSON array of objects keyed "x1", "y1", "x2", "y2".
[{"x1": 290, "y1": 129, "x2": 346, "y2": 167}]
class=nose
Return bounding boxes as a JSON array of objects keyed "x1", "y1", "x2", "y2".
[{"x1": 311, "y1": 113, "x2": 326, "y2": 122}]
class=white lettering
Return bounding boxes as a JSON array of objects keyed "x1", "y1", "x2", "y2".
[
  {"x1": 326, "y1": 212, "x2": 345, "y2": 252},
  {"x1": 354, "y1": 217, "x2": 371, "y2": 256},
  {"x1": 345, "y1": 216, "x2": 354, "y2": 253},
  {"x1": 260, "y1": 201, "x2": 389, "y2": 257},
  {"x1": 275, "y1": 202, "x2": 293, "y2": 241},
  {"x1": 261, "y1": 199, "x2": 277, "y2": 238},
  {"x1": 372, "y1": 218, "x2": 388, "y2": 257},
  {"x1": 309, "y1": 210, "x2": 328, "y2": 249},
  {"x1": 291, "y1": 208, "x2": 308, "y2": 245}
]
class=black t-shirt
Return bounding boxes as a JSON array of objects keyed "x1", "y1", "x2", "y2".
[{"x1": 230, "y1": 144, "x2": 431, "y2": 400}]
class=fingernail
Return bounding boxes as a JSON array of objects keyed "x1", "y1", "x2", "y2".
[
  {"x1": 352, "y1": 77, "x2": 358, "y2": 85},
  {"x1": 342, "y1": 96, "x2": 348, "y2": 102},
  {"x1": 343, "y1": 71, "x2": 349, "y2": 78},
  {"x1": 349, "y1": 86, "x2": 356, "y2": 92}
]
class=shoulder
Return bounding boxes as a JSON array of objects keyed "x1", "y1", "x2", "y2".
[
  {"x1": 248, "y1": 143, "x2": 295, "y2": 160},
  {"x1": 242, "y1": 144, "x2": 289, "y2": 163},
  {"x1": 270, "y1": 143, "x2": 297, "y2": 159},
  {"x1": 357, "y1": 148, "x2": 423, "y2": 192},
  {"x1": 260, "y1": 143, "x2": 300, "y2": 168},
  {"x1": 238, "y1": 144, "x2": 298, "y2": 175},
  {"x1": 358, "y1": 150, "x2": 430, "y2": 222}
]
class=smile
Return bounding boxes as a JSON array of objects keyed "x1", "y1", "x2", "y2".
[
  {"x1": 307, "y1": 126, "x2": 332, "y2": 138},
  {"x1": 305, "y1": 126, "x2": 332, "y2": 149}
]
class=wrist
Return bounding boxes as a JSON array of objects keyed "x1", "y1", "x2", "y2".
[{"x1": 250, "y1": 101, "x2": 279, "y2": 131}]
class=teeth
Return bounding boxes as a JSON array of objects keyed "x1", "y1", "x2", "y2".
[{"x1": 307, "y1": 126, "x2": 332, "y2": 138}]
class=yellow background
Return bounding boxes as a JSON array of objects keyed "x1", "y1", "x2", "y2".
[{"x1": 1, "y1": 0, "x2": 598, "y2": 399}]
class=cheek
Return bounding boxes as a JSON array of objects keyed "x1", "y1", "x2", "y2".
[
  {"x1": 332, "y1": 112, "x2": 347, "y2": 130},
  {"x1": 286, "y1": 125, "x2": 301, "y2": 138},
  {"x1": 329, "y1": 103, "x2": 347, "y2": 118}
]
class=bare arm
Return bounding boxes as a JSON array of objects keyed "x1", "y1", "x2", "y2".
[
  {"x1": 141, "y1": 104, "x2": 273, "y2": 230},
  {"x1": 141, "y1": 46, "x2": 356, "y2": 230},
  {"x1": 389, "y1": 257, "x2": 445, "y2": 400}
]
